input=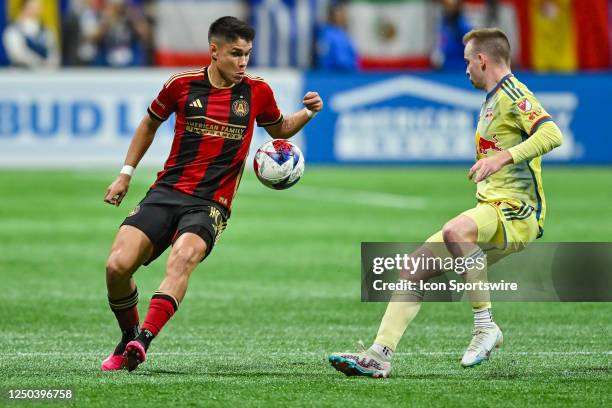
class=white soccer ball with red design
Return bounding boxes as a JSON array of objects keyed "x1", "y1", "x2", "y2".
[{"x1": 253, "y1": 139, "x2": 305, "y2": 190}]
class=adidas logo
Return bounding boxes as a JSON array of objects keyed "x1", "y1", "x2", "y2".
[{"x1": 189, "y1": 99, "x2": 203, "y2": 108}]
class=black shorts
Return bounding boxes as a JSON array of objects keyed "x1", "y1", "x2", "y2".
[{"x1": 121, "y1": 186, "x2": 228, "y2": 265}]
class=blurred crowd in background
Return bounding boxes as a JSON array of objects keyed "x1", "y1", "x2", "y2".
[{"x1": 0, "y1": 0, "x2": 610, "y2": 71}]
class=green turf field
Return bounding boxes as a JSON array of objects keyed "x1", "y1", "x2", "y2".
[{"x1": 1, "y1": 167, "x2": 610, "y2": 407}]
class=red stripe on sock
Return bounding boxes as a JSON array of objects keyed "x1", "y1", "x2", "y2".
[
  {"x1": 142, "y1": 298, "x2": 176, "y2": 336},
  {"x1": 113, "y1": 305, "x2": 139, "y2": 331}
]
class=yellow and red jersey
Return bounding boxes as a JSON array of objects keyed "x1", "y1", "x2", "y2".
[{"x1": 474, "y1": 74, "x2": 553, "y2": 237}]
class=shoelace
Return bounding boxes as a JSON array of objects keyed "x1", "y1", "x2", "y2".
[
  {"x1": 467, "y1": 329, "x2": 489, "y2": 352},
  {"x1": 357, "y1": 340, "x2": 387, "y2": 364}
]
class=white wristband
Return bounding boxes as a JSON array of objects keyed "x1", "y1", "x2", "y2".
[
  {"x1": 304, "y1": 107, "x2": 318, "y2": 119},
  {"x1": 120, "y1": 165, "x2": 135, "y2": 177}
]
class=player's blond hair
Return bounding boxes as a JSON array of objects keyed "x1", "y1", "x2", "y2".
[{"x1": 463, "y1": 28, "x2": 511, "y2": 66}]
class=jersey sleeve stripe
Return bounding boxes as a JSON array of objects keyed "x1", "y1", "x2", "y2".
[
  {"x1": 503, "y1": 81, "x2": 521, "y2": 99},
  {"x1": 530, "y1": 116, "x2": 553, "y2": 135},
  {"x1": 244, "y1": 73, "x2": 266, "y2": 82},
  {"x1": 506, "y1": 79, "x2": 527, "y2": 98},
  {"x1": 501, "y1": 84, "x2": 517, "y2": 101},
  {"x1": 164, "y1": 68, "x2": 204, "y2": 83},
  {"x1": 147, "y1": 106, "x2": 166, "y2": 121},
  {"x1": 526, "y1": 161, "x2": 544, "y2": 237},
  {"x1": 258, "y1": 113, "x2": 283, "y2": 127},
  {"x1": 506, "y1": 78, "x2": 526, "y2": 97},
  {"x1": 164, "y1": 69, "x2": 204, "y2": 88}
]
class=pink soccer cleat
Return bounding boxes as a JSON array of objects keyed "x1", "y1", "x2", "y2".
[
  {"x1": 100, "y1": 353, "x2": 127, "y2": 371},
  {"x1": 124, "y1": 340, "x2": 146, "y2": 372}
]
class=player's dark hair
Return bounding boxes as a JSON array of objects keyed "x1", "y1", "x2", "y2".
[
  {"x1": 463, "y1": 28, "x2": 511, "y2": 66},
  {"x1": 208, "y1": 16, "x2": 255, "y2": 44}
]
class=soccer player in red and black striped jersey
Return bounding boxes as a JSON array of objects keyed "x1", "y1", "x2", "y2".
[{"x1": 100, "y1": 16, "x2": 323, "y2": 372}]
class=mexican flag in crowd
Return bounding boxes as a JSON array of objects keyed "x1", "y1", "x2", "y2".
[
  {"x1": 0, "y1": 0, "x2": 609, "y2": 70},
  {"x1": 346, "y1": 0, "x2": 434, "y2": 69},
  {"x1": 347, "y1": 0, "x2": 610, "y2": 71},
  {"x1": 151, "y1": 0, "x2": 610, "y2": 71}
]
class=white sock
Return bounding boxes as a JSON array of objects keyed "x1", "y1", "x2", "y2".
[
  {"x1": 473, "y1": 308, "x2": 495, "y2": 329},
  {"x1": 370, "y1": 343, "x2": 394, "y2": 362}
]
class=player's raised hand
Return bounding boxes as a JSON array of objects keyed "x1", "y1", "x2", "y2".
[
  {"x1": 303, "y1": 91, "x2": 323, "y2": 113},
  {"x1": 104, "y1": 174, "x2": 131, "y2": 207},
  {"x1": 469, "y1": 151, "x2": 513, "y2": 183}
]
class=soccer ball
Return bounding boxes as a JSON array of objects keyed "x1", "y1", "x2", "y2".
[{"x1": 253, "y1": 139, "x2": 305, "y2": 190}]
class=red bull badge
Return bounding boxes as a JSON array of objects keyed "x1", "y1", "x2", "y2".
[{"x1": 478, "y1": 134, "x2": 501, "y2": 155}]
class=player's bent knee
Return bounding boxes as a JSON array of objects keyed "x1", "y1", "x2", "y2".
[
  {"x1": 399, "y1": 246, "x2": 443, "y2": 281},
  {"x1": 167, "y1": 244, "x2": 207, "y2": 273},
  {"x1": 105, "y1": 253, "x2": 136, "y2": 282},
  {"x1": 442, "y1": 217, "x2": 477, "y2": 244},
  {"x1": 442, "y1": 222, "x2": 461, "y2": 242}
]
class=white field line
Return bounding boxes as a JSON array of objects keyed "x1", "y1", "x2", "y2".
[
  {"x1": 1, "y1": 351, "x2": 609, "y2": 357},
  {"x1": 241, "y1": 185, "x2": 427, "y2": 210},
  {"x1": 72, "y1": 173, "x2": 427, "y2": 210}
]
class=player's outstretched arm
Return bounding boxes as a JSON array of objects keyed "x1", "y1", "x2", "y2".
[
  {"x1": 507, "y1": 121, "x2": 563, "y2": 164},
  {"x1": 265, "y1": 91, "x2": 323, "y2": 139},
  {"x1": 104, "y1": 115, "x2": 162, "y2": 206}
]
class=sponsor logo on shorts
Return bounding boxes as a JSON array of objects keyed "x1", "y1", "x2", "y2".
[
  {"x1": 128, "y1": 205, "x2": 140, "y2": 217},
  {"x1": 209, "y1": 206, "x2": 227, "y2": 243}
]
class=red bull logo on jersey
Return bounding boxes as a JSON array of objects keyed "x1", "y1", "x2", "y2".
[{"x1": 478, "y1": 134, "x2": 502, "y2": 155}]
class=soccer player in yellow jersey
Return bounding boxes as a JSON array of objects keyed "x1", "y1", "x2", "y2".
[{"x1": 328, "y1": 28, "x2": 563, "y2": 377}]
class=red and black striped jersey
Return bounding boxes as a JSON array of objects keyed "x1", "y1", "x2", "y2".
[{"x1": 147, "y1": 67, "x2": 282, "y2": 211}]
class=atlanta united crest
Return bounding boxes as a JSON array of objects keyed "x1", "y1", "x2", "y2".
[{"x1": 232, "y1": 98, "x2": 249, "y2": 117}]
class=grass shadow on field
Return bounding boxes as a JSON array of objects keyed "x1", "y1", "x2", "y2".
[{"x1": 137, "y1": 369, "x2": 187, "y2": 375}]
